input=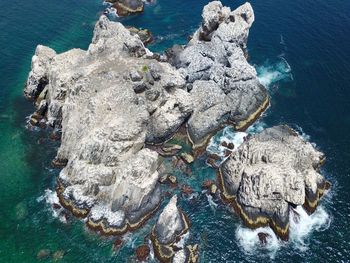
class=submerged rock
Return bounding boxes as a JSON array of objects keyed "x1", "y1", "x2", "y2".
[
  {"x1": 219, "y1": 125, "x2": 330, "y2": 240},
  {"x1": 135, "y1": 244, "x2": 150, "y2": 261},
  {"x1": 106, "y1": 0, "x2": 144, "y2": 17},
  {"x1": 151, "y1": 195, "x2": 198, "y2": 262}
]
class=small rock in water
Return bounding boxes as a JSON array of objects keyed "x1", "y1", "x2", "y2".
[
  {"x1": 168, "y1": 175, "x2": 177, "y2": 185},
  {"x1": 202, "y1": 179, "x2": 214, "y2": 189},
  {"x1": 221, "y1": 141, "x2": 228, "y2": 148},
  {"x1": 180, "y1": 152, "x2": 194, "y2": 164},
  {"x1": 113, "y1": 238, "x2": 123, "y2": 250},
  {"x1": 158, "y1": 174, "x2": 168, "y2": 184},
  {"x1": 258, "y1": 232, "x2": 270, "y2": 246},
  {"x1": 15, "y1": 201, "x2": 28, "y2": 220},
  {"x1": 52, "y1": 250, "x2": 65, "y2": 261},
  {"x1": 37, "y1": 249, "x2": 50, "y2": 260},
  {"x1": 210, "y1": 184, "x2": 218, "y2": 195},
  {"x1": 52, "y1": 203, "x2": 61, "y2": 210},
  {"x1": 135, "y1": 244, "x2": 150, "y2": 261},
  {"x1": 181, "y1": 184, "x2": 193, "y2": 195},
  {"x1": 227, "y1": 142, "x2": 234, "y2": 150}
]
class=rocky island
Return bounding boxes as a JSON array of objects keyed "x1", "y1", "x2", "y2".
[{"x1": 24, "y1": 0, "x2": 330, "y2": 260}]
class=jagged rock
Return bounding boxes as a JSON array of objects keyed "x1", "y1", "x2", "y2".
[
  {"x1": 219, "y1": 125, "x2": 330, "y2": 240},
  {"x1": 24, "y1": 2, "x2": 278, "y2": 241},
  {"x1": 107, "y1": 0, "x2": 144, "y2": 17},
  {"x1": 151, "y1": 196, "x2": 197, "y2": 262},
  {"x1": 167, "y1": 1, "x2": 269, "y2": 149},
  {"x1": 168, "y1": 175, "x2": 177, "y2": 185},
  {"x1": 24, "y1": 45, "x2": 56, "y2": 100},
  {"x1": 127, "y1": 27, "x2": 153, "y2": 45}
]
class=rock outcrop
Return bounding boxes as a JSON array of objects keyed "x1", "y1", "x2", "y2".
[
  {"x1": 167, "y1": 1, "x2": 269, "y2": 150},
  {"x1": 24, "y1": 2, "x2": 270, "y2": 237},
  {"x1": 127, "y1": 26, "x2": 153, "y2": 45},
  {"x1": 106, "y1": 0, "x2": 144, "y2": 17},
  {"x1": 151, "y1": 196, "x2": 198, "y2": 263},
  {"x1": 218, "y1": 125, "x2": 330, "y2": 240}
]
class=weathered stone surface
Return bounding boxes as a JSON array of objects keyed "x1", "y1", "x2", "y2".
[
  {"x1": 166, "y1": 1, "x2": 269, "y2": 148},
  {"x1": 24, "y1": 2, "x2": 298, "y2": 243},
  {"x1": 151, "y1": 196, "x2": 197, "y2": 262},
  {"x1": 25, "y1": 16, "x2": 194, "y2": 234},
  {"x1": 107, "y1": 0, "x2": 144, "y2": 17},
  {"x1": 219, "y1": 125, "x2": 329, "y2": 240}
]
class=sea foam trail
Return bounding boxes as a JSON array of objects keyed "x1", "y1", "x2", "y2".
[
  {"x1": 256, "y1": 57, "x2": 293, "y2": 88},
  {"x1": 37, "y1": 189, "x2": 67, "y2": 223},
  {"x1": 206, "y1": 126, "x2": 247, "y2": 161},
  {"x1": 235, "y1": 206, "x2": 331, "y2": 257}
]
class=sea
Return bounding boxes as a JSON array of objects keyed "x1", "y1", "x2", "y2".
[{"x1": 0, "y1": 0, "x2": 350, "y2": 262}]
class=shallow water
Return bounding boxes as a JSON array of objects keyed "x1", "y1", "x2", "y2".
[{"x1": 1, "y1": 0, "x2": 350, "y2": 262}]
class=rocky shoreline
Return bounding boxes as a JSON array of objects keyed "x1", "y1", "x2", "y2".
[{"x1": 24, "y1": 0, "x2": 330, "y2": 260}]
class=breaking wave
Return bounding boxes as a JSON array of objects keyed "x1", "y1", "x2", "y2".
[
  {"x1": 235, "y1": 206, "x2": 331, "y2": 257},
  {"x1": 37, "y1": 189, "x2": 67, "y2": 223},
  {"x1": 256, "y1": 57, "x2": 293, "y2": 89}
]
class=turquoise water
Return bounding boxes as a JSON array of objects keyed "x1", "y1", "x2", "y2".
[{"x1": 1, "y1": 0, "x2": 350, "y2": 262}]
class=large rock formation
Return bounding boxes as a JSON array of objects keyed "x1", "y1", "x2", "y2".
[
  {"x1": 218, "y1": 125, "x2": 330, "y2": 240},
  {"x1": 24, "y1": 2, "x2": 269, "y2": 236},
  {"x1": 151, "y1": 196, "x2": 198, "y2": 263},
  {"x1": 167, "y1": 1, "x2": 269, "y2": 150}
]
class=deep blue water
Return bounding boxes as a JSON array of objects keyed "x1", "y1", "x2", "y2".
[{"x1": 1, "y1": 0, "x2": 350, "y2": 262}]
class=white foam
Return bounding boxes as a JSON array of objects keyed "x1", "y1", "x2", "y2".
[
  {"x1": 37, "y1": 189, "x2": 67, "y2": 223},
  {"x1": 235, "y1": 225, "x2": 280, "y2": 258},
  {"x1": 256, "y1": 57, "x2": 293, "y2": 88},
  {"x1": 206, "y1": 194, "x2": 218, "y2": 211},
  {"x1": 206, "y1": 126, "x2": 247, "y2": 164},
  {"x1": 89, "y1": 205, "x2": 125, "y2": 227},
  {"x1": 235, "y1": 205, "x2": 331, "y2": 256},
  {"x1": 289, "y1": 205, "x2": 331, "y2": 251}
]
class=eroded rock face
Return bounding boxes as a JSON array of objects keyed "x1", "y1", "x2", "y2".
[
  {"x1": 166, "y1": 1, "x2": 269, "y2": 148},
  {"x1": 219, "y1": 125, "x2": 330, "y2": 240},
  {"x1": 106, "y1": 0, "x2": 144, "y2": 17},
  {"x1": 25, "y1": 1, "x2": 269, "y2": 236},
  {"x1": 151, "y1": 196, "x2": 198, "y2": 263}
]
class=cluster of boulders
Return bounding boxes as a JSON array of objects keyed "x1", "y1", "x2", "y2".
[{"x1": 24, "y1": 0, "x2": 330, "y2": 257}]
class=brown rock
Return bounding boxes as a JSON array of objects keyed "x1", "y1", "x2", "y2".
[
  {"x1": 168, "y1": 175, "x2": 177, "y2": 185},
  {"x1": 52, "y1": 203, "x2": 61, "y2": 210},
  {"x1": 37, "y1": 249, "x2": 50, "y2": 260},
  {"x1": 180, "y1": 152, "x2": 194, "y2": 164},
  {"x1": 202, "y1": 179, "x2": 214, "y2": 189},
  {"x1": 113, "y1": 238, "x2": 123, "y2": 250},
  {"x1": 207, "y1": 153, "x2": 221, "y2": 161},
  {"x1": 221, "y1": 141, "x2": 228, "y2": 147},
  {"x1": 258, "y1": 232, "x2": 270, "y2": 246},
  {"x1": 181, "y1": 184, "x2": 193, "y2": 195},
  {"x1": 135, "y1": 244, "x2": 150, "y2": 261},
  {"x1": 227, "y1": 142, "x2": 234, "y2": 150}
]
